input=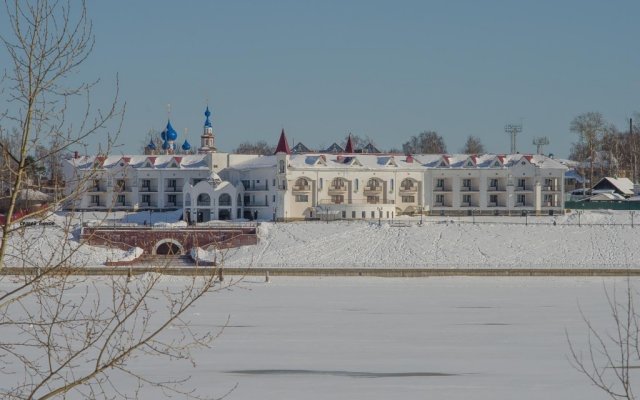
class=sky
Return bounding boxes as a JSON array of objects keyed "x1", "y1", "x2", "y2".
[{"x1": 2, "y1": 0, "x2": 639, "y2": 157}]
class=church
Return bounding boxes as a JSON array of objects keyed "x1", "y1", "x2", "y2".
[{"x1": 62, "y1": 106, "x2": 567, "y2": 222}]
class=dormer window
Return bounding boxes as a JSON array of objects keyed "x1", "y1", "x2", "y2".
[{"x1": 279, "y1": 160, "x2": 285, "y2": 174}]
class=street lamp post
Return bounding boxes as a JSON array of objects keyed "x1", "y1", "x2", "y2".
[
  {"x1": 577, "y1": 210, "x2": 582, "y2": 227},
  {"x1": 631, "y1": 210, "x2": 635, "y2": 228},
  {"x1": 377, "y1": 207, "x2": 382, "y2": 227},
  {"x1": 472, "y1": 209, "x2": 476, "y2": 225},
  {"x1": 419, "y1": 206, "x2": 423, "y2": 225}
]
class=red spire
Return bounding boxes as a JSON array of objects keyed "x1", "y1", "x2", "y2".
[
  {"x1": 345, "y1": 134, "x2": 354, "y2": 153},
  {"x1": 274, "y1": 128, "x2": 291, "y2": 155}
]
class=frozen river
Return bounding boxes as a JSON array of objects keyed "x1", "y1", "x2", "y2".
[
  {"x1": 4, "y1": 276, "x2": 634, "y2": 399},
  {"x1": 169, "y1": 276, "x2": 631, "y2": 400}
]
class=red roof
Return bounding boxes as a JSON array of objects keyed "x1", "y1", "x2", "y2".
[
  {"x1": 523, "y1": 155, "x2": 533, "y2": 163},
  {"x1": 121, "y1": 157, "x2": 131, "y2": 164},
  {"x1": 173, "y1": 156, "x2": 183, "y2": 165},
  {"x1": 405, "y1": 154, "x2": 414, "y2": 163},
  {"x1": 274, "y1": 128, "x2": 291, "y2": 155},
  {"x1": 146, "y1": 156, "x2": 157, "y2": 165},
  {"x1": 344, "y1": 134, "x2": 354, "y2": 153}
]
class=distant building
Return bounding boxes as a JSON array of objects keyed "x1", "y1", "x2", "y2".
[{"x1": 63, "y1": 107, "x2": 568, "y2": 222}]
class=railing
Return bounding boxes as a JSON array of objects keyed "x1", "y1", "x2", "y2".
[
  {"x1": 293, "y1": 185, "x2": 311, "y2": 191},
  {"x1": 244, "y1": 185, "x2": 269, "y2": 191},
  {"x1": 165, "y1": 187, "x2": 182, "y2": 192},
  {"x1": 244, "y1": 202, "x2": 269, "y2": 207},
  {"x1": 434, "y1": 186, "x2": 450, "y2": 192},
  {"x1": 89, "y1": 186, "x2": 106, "y2": 192},
  {"x1": 488, "y1": 202, "x2": 497, "y2": 207},
  {"x1": 363, "y1": 186, "x2": 382, "y2": 193},
  {"x1": 461, "y1": 202, "x2": 470, "y2": 207},
  {"x1": 89, "y1": 202, "x2": 103, "y2": 207},
  {"x1": 317, "y1": 199, "x2": 395, "y2": 205},
  {"x1": 219, "y1": 201, "x2": 232, "y2": 207},
  {"x1": 197, "y1": 201, "x2": 211, "y2": 206},
  {"x1": 399, "y1": 186, "x2": 417, "y2": 193},
  {"x1": 139, "y1": 186, "x2": 158, "y2": 192}
]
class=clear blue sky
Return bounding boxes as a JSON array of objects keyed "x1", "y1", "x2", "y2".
[{"x1": 3, "y1": 0, "x2": 640, "y2": 157}]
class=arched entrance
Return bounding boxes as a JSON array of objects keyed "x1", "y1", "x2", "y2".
[{"x1": 153, "y1": 239, "x2": 184, "y2": 255}]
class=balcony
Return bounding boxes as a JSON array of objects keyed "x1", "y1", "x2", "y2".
[
  {"x1": 399, "y1": 185, "x2": 417, "y2": 193},
  {"x1": 165, "y1": 187, "x2": 182, "y2": 193},
  {"x1": 293, "y1": 184, "x2": 311, "y2": 192},
  {"x1": 363, "y1": 186, "x2": 383, "y2": 195},
  {"x1": 165, "y1": 202, "x2": 183, "y2": 208},
  {"x1": 88, "y1": 186, "x2": 106, "y2": 193},
  {"x1": 515, "y1": 202, "x2": 525, "y2": 207},
  {"x1": 488, "y1": 202, "x2": 497, "y2": 207},
  {"x1": 244, "y1": 184, "x2": 269, "y2": 192},
  {"x1": 114, "y1": 185, "x2": 131, "y2": 193},
  {"x1": 139, "y1": 186, "x2": 158, "y2": 193},
  {"x1": 461, "y1": 202, "x2": 470, "y2": 207},
  {"x1": 244, "y1": 201, "x2": 269, "y2": 207},
  {"x1": 328, "y1": 185, "x2": 347, "y2": 195},
  {"x1": 434, "y1": 186, "x2": 451, "y2": 192},
  {"x1": 89, "y1": 202, "x2": 104, "y2": 208}
]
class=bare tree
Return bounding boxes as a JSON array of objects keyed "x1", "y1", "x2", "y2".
[
  {"x1": 461, "y1": 135, "x2": 485, "y2": 154},
  {"x1": 0, "y1": 1, "x2": 228, "y2": 398},
  {"x1": 234, "y1": 140, "x2": 274, "y2": 155},
  {"x1": 402, "y1": 131, "x2": 447, "y2": 154},
  {"x1": 570, "y1": 112, "x2": 606, "y2": 188},
  {"x1": 567, "y1": 280, "x2": 639, "y2": 400}
]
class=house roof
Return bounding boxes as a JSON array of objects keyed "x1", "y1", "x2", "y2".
[{"x1": 594, "y1": 177, "x2": 635, "y2": 196}]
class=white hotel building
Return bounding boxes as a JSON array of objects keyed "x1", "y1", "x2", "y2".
[{"x1": 63, "y1": 108, "x2": 567, "y2": 221}]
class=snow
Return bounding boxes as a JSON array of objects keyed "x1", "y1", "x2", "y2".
[
  {"x1": 190, "y1": 247, "x2": 218, "y2": 263},
  {"x1": 0, "y1": 275, "x2": 630, "y2": 399},
  {"x1": 110, "y1": 247, "x2": 143, "y2": 262},
  {"x1": 223, "y1": 210, "x2": 640, "y2": 269},
  {"x1": 3, "y1": 209, "x2": 640, "y2": 269}
]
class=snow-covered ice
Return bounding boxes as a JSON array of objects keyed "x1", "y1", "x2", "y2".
[{"x1": 2, "y1": 275, "x2": 629, "y2": 399}]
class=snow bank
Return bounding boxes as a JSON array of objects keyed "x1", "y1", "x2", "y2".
[
  {"x1": 153, "y1": 220, "x2": 188, "y2": 228},
  {"x1": 109, "y1": 247, "x2": 143, "y2": 263},
  {"x1": 190, "y1": 247, "x2": 218, "y2": 263}
]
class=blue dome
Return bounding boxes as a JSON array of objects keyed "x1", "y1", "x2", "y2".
[
  {"x1": 182, "y1": 139, "x2": 191, "y2": 151},
  {"x1": 204, "y1": 106, "x2": 212, "y2": 128},
  {"x1": 165, "y1": 120, "x2": 178, "y2": 141},
  {"x1": 147, "y1": 139, "x2": 156, "y2": 150},
  {"x1": 162, "y1": 140, "x2": 170, "y2": 150},
  {"x1": 160, "y1": 129, "x2": 167, "y2": 141}
]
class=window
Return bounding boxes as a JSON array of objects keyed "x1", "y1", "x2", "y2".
[
  {"x1": 489, "y1": 194, "x2": 498, "y2": 203},
  {"x1": 273, "y1": 195, "x2": 275, "y2": 202},
  {"x1": 401, "y1": 179, "x2": 414, "y2": 190},
  {"x1": 462, "y1": 194, "x2": 471, "y2": 203},
  {"x1": 517, "y1": 194, "x2": 526, "y2": 204},
  {"x1": 435, "y1": 194, "x2": 444, "y2": 204},
  {"x1": 367, "y1": 178, "x2": 379, "y2": 188},
  {"x1": 278, "y1": 160, "x2": 285, "y2": 173},
  {"x1": 371, "y1": 211, "x2": 375, "y2": 218},
  {"x1": 544, "y1": 178, "x2": 553, "y2": 189},
  {"x1": 219, "y1": 193, "x2": 231, "y2": 206},
  {"x1": 462, "y1": 179, "x2": 471, "y2": 188},
  {"x1": 436, "y1": 179, "x2": 444, "y2": 188},
  {"x1": 295, "y1": 194, "x2": 308, "y2": 202},
  {"x1": 517, "y1": 178, "x2": 526, "y2": 188},
  {"x1": 466, "y1": 160, "x2": 473, "y2": 167},
  {"x1": 142, "y1": 179, "x2": 150, "y2": 188},
  {"x1": 355, "y1": 179, "x2": 359, "y2": 191},
  {"x1": 272, "y1": 179, "x2": 276, "y2": 186},
  {"x1": 494, "y1": 161, "x2": 500, "y2": 167},
  {"x1": 352, "y1": 211, "x2": 356, "y2": 218},
  {"x1": 367, "y1": 196, "x2": 379, "y2": 204},
  {"x1": 117, "y1": 194, "x2": 125, "y2": 205},
  {"x1": 489, "y1": 178, "x2": 498, "y2": 188},
  {"x1": 331, "y1": 195, "x2": 344, "y2": 204},
  {"x1": 319, "y1": 178, "x2": 323, "y2": 190},
  {"x1": 544, "y1": 194, "x2": 553, "y2": 204},
  {"x1": 116, "y1": 180, "x2": 125, "y2": 191},
  {"x1": 332, "y1": 178, "x2": 344, "y2": 189},
  {"x1": 341, "y1": 211, "x2": 346, "y2": 219},
  {"x1": 142, "y1": 194, "x2": 150, "y2": 204},
  {"x1": 90, "y1": 195, "x2": 99, "y2": 205},
  {"x1": 168, "y1": 194, "x2": 177, "y2": 205},
  {"x1": 362, "y1": 211, "x2": 366, "y2": 218},
  {"x1": 390, "y1": 179, "x2": 394, "y2": 191},
  {"x1": 402, "y1": 196, "x2": 415, "y2": 203}
]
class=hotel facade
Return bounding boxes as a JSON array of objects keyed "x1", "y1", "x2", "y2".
[{"x1": 63, "y1": 108, "x2": 567, "y2": 221}]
